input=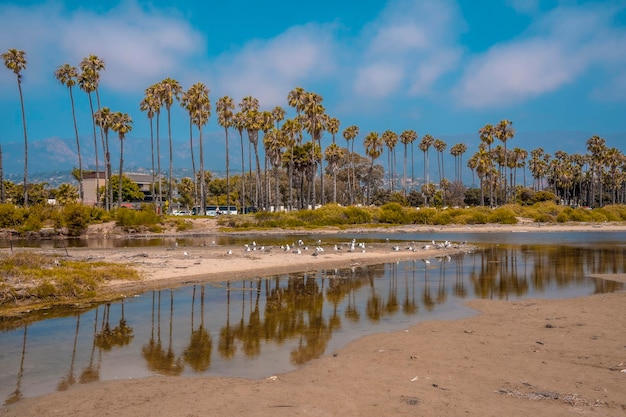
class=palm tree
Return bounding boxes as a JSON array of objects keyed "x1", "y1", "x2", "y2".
[
  {"x1": 110, "y1": 112, "x2": 133, "y2": 208},
  {"x1": 364, "y1": 131, "x2": 383, "y2": 204},
  {"x1": 217, "y1": 96, "x2": 235, "y2": 209},
  {"x1": 399, "y1": 130, "x2": 417, "y2": 197},
  {"x1": 302, "y1": 92, "x2": 326, "y2": 208},
  {"x1": 382, "y1": 130, "x2": 398, "y2": 192},
  {"x1": 433, "y1": 138, "x2": 447, "y2": 204},
  {"x1": 181, "y1": 86, "x2": 199, "y2": 207},
  {"x1": 281, "y1": 118, "x2": 301, "y2": 210},
  {"x1": 450, "y1": 143, "x2": 467, "y2": 184},
  {"x1": 2, "y1": 49, "x2": 29, "y2": 207},
  {"x1": 586, "y1": 135, "x2": 607, "y2": 207},
  {"x1": 324, "y1": 142, "x2": 345, "y2": 203},
  {"x1": 182, "y1": 83, "x2": 211, "y2": 210},
  {"x1": 93, "y1": 107, "x2": 113, "y2": 206},
  {"x1": 342, "y1": 125, "x2": 359, "y2": 204},
  {"x1": 264, "y1": 128, "x2": 284, "y2": 210},
  {"x1": 157, "y1": 78, "x2": 182, "y2": 213},
  {"x1": 479, "y1": 124, "x2": 496, "y2": 207},
  {"x1": 79, "y1": 55, "x2": 106, "y2": 206},
  {"x1": 140, "y1": 93, "x2": 159, "y2": 209},
  {"x1": 418, "y1": 134, "x2": 434, "y2": 206},
  {"x1": 495, "y1": 120, "x2": 515, "y2": 202},
  {"x1": 55, "y1": 63, "x2": 84, "y2": 203},
  {"x1": 232, "y1": 111, "x2": 246, "y2": 210}
]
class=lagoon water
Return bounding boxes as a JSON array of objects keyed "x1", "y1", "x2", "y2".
[{"x1": 1, "y1": 231, "x2": 624, "y2": 404}]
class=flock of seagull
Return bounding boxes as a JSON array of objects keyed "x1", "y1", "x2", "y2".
[{"x1": 219, "y1": 238, "x2": 466, "y2": 263}]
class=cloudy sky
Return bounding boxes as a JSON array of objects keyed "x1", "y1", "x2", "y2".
[{"x1": 1, "y1": 0, "x2": 625, "y2": 167}]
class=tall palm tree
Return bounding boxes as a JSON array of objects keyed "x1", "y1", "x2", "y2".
[
  {"x1": 342, "y1": 125, "x2": 359, "y2": 204},
  {"x1": 479, "y1": 124, "x2": 496, "y2": 207},
  {"x1": 586, "y1": 135, "x2": 607, "y2": 207},
  {"x1": 260, "y1": 110, "x2": 275, "y2": 210},
  {"x1": 239, "y1": 96, "x2": 260, "y2": 207},
  {"x1": 364, "y1": 131, "x2": 383, "y2": 204},
  {"x1": 264, "y1": 128, "x2": 284, "y2": 210},
  {"x1": 418, "y1": 134, "x2": 434, "y2": 206},
  {"x1": 450, "y1": 143, "x2": 467, "y2": 184},
  {"x1": 324, "y1": 142, "x2": 345, "y2": 203},
  {"x1": 181, "y1": 86, "x2": 199, "y2": 207},
  {"x1": 79, "y1": 55, "x2": 106, "y2": 206},
  {"x1": 433, "y1": 138, "x2": 447, "y2": 204},
  {"x1": 110, "y1": 112, "x2": 133, "y2": 207},
  {"x1": 94, "y1": 107, "x2": 113, "y2": 206},
  {"x1": 382, "y1": 130, "x2": 398, "y2": 192},
  {"x1": 281, "y1": 118, "x2": 301, "y2": 210},
  {"x1": 217, "y1": 96, "x2": 235, "y2": 209},
  {"x1": 140, "y1": 92, "x2": 159, "y2": 209},
  {"x1": 400, "y1": 130, "x2": 417, "y2": 197},
  {"x1": 302, "y1": 92, "x2": 326, "y2": 207},
  {"x1": 495, "y1": 120, "x2": 515, "y2": 202},
  {"x1": 2, "y1": 48, "x2": 29, "y2": 207},
  {"x1": 157, "y1": 78, "x2": 182, "y2": 213},
  {"x1": 182, "y1": 83, "x2": 211, "y2": 211},
  {"x1": 55, "y1": 63, "x2": 84, "y2": 203},
  {"x1": 232, "y1": 111, "x2": 246, "y2": 210}
]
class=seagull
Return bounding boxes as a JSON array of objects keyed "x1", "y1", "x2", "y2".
[
  {"x1": 227, "y1": 250, "x2": 232, "y2": 255},
  {"x1": 422, "y1": 258, "x2": 430, "y2": 264},
  {"x1": 183, "y1": 251, "x2": 189, "y2": 257},
  {"x1": 392, "y1": 246, "x2": 400, "y2": 251}
]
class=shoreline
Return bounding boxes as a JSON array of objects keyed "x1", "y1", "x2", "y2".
[{"x1": 1, "y1": 221, "x2": 625, "y2": 416}]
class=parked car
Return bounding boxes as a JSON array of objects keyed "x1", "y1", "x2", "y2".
[{"x1": 218, "y1": 206, "x2": 238, "y2": 215}]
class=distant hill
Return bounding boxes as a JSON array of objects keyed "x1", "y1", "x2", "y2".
[{"x1": 1, "y1": 130, "x2": 624, "y2": 187}]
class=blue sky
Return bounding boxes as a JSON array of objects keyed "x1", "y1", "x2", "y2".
[{"x1": 1, "y1": 0, "x2": 625, "y2": 172}]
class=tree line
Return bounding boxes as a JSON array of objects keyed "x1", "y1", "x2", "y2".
[{"x1": 3, "y1": 48, "x2": 624, "y2": 212}]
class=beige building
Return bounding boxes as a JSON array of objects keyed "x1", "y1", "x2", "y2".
[{"x1": 83, "y1": 172, "x2": 156, "y2": 206}]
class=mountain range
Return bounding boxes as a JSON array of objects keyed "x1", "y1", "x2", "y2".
[{"x1": 1, "y1": 130, "x2": 624, "y2": 187}]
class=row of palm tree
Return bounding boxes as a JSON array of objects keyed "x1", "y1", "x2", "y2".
[{"x1": 4, "y1": 48, "x2": 624, "y2": 211}]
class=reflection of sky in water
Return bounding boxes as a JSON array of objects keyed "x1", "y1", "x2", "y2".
[{"x1": 1, "y1": 232, "x2": 625, "y2": 404}]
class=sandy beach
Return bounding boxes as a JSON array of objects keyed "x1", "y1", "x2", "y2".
[{"x1": 1, "y1": 220, "x2": 626, "y2": 416}]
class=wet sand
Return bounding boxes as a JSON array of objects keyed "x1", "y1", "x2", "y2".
[{"x1": 2, "y1": 220, "x2": 625, "y2": 416}]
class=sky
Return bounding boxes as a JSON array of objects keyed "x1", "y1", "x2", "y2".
[{"x1": 1, "y1": 0, "x2": 625, "y2": 174}]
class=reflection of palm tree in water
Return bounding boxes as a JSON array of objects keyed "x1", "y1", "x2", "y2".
[
  {"x1": 385, "y1": 263, "x2": 399, "y2": 315},
  {"x1": 453, "y1": 256, "x2": 467, "y2": 298},
  {"x1": 402, "y1": 260, "x2": 418, "y2": 315},
  {"x1": 4, "y1": 324, "x2": 27, "y2": 405},
  {"x1": 423, "y1": 263, "x2": 435, "y2": 311},
  {"x1": 437, "y1": 257, "x2": 448, "y2": 305},
  {"x1": 142, "y1": 290, "x2": 184, "y2": 375},
  {"x1": 80, "y1": 307, "x2": 101, "y2": 384},
  {"x1": 366, "y1": 270, "x2": 382, "y2": 322},
  {"x1": 218, "y1": 281, "x2": 237, "y2": 359},
  {"x1": 184, "y1": 285, "x2": 212, "y2": 372},
  {"x1": 345, "y1": 268, "x2": 360, "y2": 322},
  {"x1": 58, "y1": 314, "x2": 80, "y2": 391}
]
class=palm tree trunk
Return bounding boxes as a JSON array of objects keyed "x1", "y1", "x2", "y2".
[
  {"x1": 167, "y1": 108, "x2": 173, "y2": 214},
  {"x1": 239, "y1": 131, "x2": 245, "y2": 211},
  {"x1": 118, "y1": 137, "x2": 124, "y2": 208},
  {"x1": 225, "y1": 127, "x2": 230, "y2": 209},
  {"x1": 69, "y1": 86, "x2": 83, "y2": 203},
  {"x1": 87, "y1": 94, "x2": 100, "y2": 206},
  {"x1": 149, "y1": 116, "x2": 155, "y2": 210},
  {"x1": 0, "y1": 143, "x2": 5, "y2": 203},
  {"x1": 156, "y1": 112, "x2": 162, "y2": 213},
  {"x1": 188, "y1": 118, "x2": 197, "y2": 209},
  {"x1": 17, "y1": 79, "x2": 28, "y2": 207},
  {"x1": 199, "y1": 126, "x2": 205, "y2": 212},
  {"x1": 253, "y1": 141, "x2": 262, "y2": 209}
]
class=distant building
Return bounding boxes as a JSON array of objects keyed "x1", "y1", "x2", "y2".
[{"x1": 82, "y1": 171, "x2": 158, "y2": 206}]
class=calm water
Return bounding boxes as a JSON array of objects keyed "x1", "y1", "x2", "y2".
[{"x1": 1, "y1": 232, "x2": 624, "y2": 405}]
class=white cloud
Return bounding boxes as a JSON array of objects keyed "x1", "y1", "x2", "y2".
[
  {"x1": 351, "y1": 0, "x2": 463, "y2": 100},
  {"x1": 0, "y1": 1, "x2": 205, "y2": 94},
  {"x1": 353, "y1": 63, "x2": 404, "y2": 98},
  {"x1": 211, "y1": 24, "x2": 336, "y2": 108},
  {"x1": 456, "y1": 3, "x2": 626, "y2": 108}
]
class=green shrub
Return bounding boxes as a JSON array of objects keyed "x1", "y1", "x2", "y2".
[
  {"x1": 115, "y1": 207, "x2": 162, "y2": 230},
  {"x1": 0, "y1": 204, "x2": 26, "y2": 228},
  {"x1": 62, "y1": 203, "x2": 92, "y2": 236},
  {"x1": 377, "y1": 203, "x2": 408, "y2": 224},
  {"x1": 488, "y1": 207, "x2": 518, "y2": 224},
  {"x1": 410, "y1": 208, "x2": 437, "y2": 225},
  {"x1": 344, "y1": 206, "x2": 372, "y2": 224}
]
